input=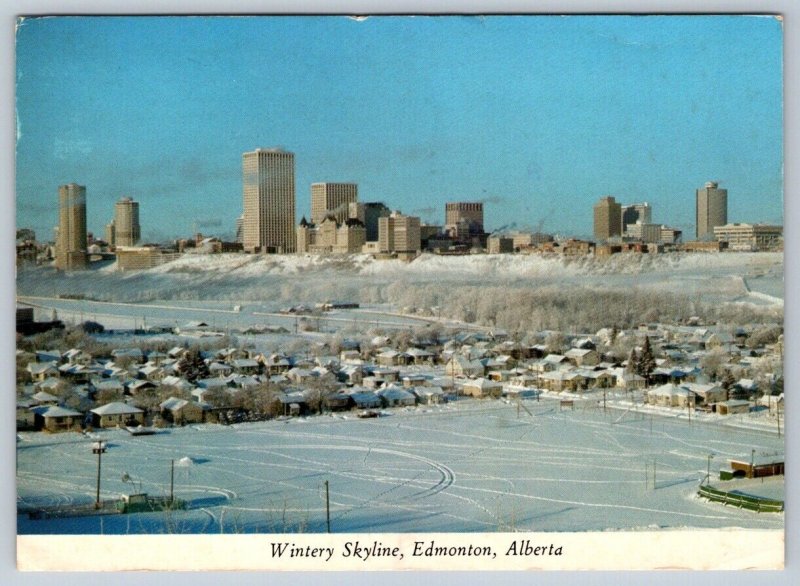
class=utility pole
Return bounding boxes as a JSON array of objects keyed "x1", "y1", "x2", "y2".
[
  {"x1": 92, "y1": 441, "x2": 107, "y2": 509},
  {"x1": 325, "y1": 480, "x2": 331, "y2": 533},
  {"x1": 170, "y1": 459, "x2": 175, "y2": 504}
]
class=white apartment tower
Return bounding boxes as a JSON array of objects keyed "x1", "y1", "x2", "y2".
[{"x1": 242, "y1": 148, "x2": 296, "y2": 253}]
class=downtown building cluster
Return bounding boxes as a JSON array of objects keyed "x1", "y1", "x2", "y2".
[{"x1": 36, "y1": 147, "x2": 783, "y2": 272}]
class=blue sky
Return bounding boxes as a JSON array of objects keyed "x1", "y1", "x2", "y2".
[{"x1": 15, "y1": 15, "x2": 783, "y2": 242}]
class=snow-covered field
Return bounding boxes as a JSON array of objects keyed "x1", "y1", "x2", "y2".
[{"x1": 17, "y1": 398, "x2": 784, "y2": 535}]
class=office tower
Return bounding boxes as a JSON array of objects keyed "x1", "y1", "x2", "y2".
[
  {"x1": 105, "y1": 220, "x2": 116, "y2": 248},
  {"x1": 445, "y1": 202, "x2": 484, "y2": 240},
  {"x1": 311, "y1": 182, "x2": 358, "y2": 225},
  {"x1": 242, "y1": 148, "x2": 296, "y2": 253},
  {"x1": 621, "y1": 203, "x2": 652, "y2": 233},
  {"x1": 696, "y1": 181, "x2": 728, "y2": 239},
  {"x1": 361, "y1": 202, "x2": 392, "y2": 241},
  {"x1": 55, "y1": 183, "x2": 88, "y2": 270},
  {"x1": 593, "y1": 196, "x2": 622, "y2": 241},
  {"x1": 114, "y1": 196, "x2": 141, "y2": 247},
  {"x1": 379, "y1": 211, "x2": 421, "y2": 254}
]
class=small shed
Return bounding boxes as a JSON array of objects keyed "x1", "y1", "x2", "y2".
[
  {"x1": 727, "y1": 453, "x2": 784, "y2": 479},
  {"x1": 715, "y1": 399, "x2": 751, "y2": 415}
]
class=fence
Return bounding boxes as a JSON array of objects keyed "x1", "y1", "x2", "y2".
[{"x1": 698, "y1": 484, "x2": 784, "y2": 513}]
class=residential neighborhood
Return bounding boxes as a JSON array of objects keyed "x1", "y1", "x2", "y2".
[{"x1": 16, "y1": 314, "x2": 784, "y2": 433}]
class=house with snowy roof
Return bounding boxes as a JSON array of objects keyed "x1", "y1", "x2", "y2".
[
  {"x1": 411, "y1": 386, "x2": 444, "y2": 405},
  {"x1": 565, "y1": 348, "x2": 599, "y2": 367},
  {"x1": 27, "y1": 362, "x2": 59, "y2": 382},
  {"x1": 90, "y1": 402, "x2": 145, "y2": 428},
  {"x1": 31, "y1": 405, "x2": 83, "y2": 432},
  {"x1": 444, "y1": 355, "x2": 485, "y2": 378},
  {"x1": 346, "y1": 388, "x2": 382, "y2": 410},
  {"x1": 376, "y1": 385, "x2": 416, "y2": 407},
  {"x1": 461, "y1": 377, "x2": 503, "y2": 399},
  {"x1": 647, "y1": 383, "x2": 694, "y2": 408},
  {"x1": 159, "y1": 397, "x2": 207, "y2": 424}
]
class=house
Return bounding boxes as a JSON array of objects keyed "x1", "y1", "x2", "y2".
[
  {"x1": 614, "y1": 370, "x2": 646, "y2": 390},
  {"x1": 647, "y1": 384, "x2": 693, "y2": 408},
  {"x1": 31, "y1": 390, "x2": 60, "y2": 405},
  {"x1": 90, "y1": 402, "x2": 145, "y2": 428},
  {"x1": 31, "y1": 405, "x2": 83, "y2": 432},
  {"x1": 461, "y1": 378, "x2": 503, "y2": 399},
  {"x1": 16, "y1": 399, "x2": 37, "y2": 430},
  {"x1": 347, "y1": 388, "x2": 382, "y2": 410},
  {"x1": 159, "y1": 397, "x2": 207, "y2": 424},
  {"x1": 377, "y1": 385, "x2": 416, "y2": 407},
  {"x1": 564, "y1": 348, "x2": 599, "y2": 367},
  {"x1": 26, "y1": 362, "x2": 59, "y2": 382},
  {"x1": 404, "y1": 347, "x2": 435, "y2": 365},
  {"x1": 445, "y1": 355, "x2": 485, "y2": 378},
  {"x1": 376, "y1": 350, "x2": 409, "y2": 367},
  {"x1": 324, "y1": 392, "x2": 353, "y2": 411},
  {"x1": 684, "y1": 383, "x2": 726, "y2": 408},
  {"x1": 412, "y1": 386, "x2": 444, "y2": 405},
  {"x1": 232, "y1": 358, "x2": 260, "y2": 375},
  {"x1": 402, "y1": 374, "x2": 428, "y2": 388}
]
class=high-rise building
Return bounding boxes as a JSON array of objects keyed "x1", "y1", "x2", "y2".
[
  {"x1": 445, "y1": 202, "x2": 484, "y2": 240},
  {"x1": 593, "y1": 196, "x2": 622, "y2": 241},
  {"x1": 114, "y1": 196, "x2": 140, "y2": 247},
  {"x1": 242, "y1": 148, "x2": 296, "y2": 253},
  {"x1": 696, "y1": 181, "x2": 728, "y2": 239},
  {"x1": 105, "y1": 220, "x2": 116, "y2": 248},
  {"x1": 311, "y1": 183, "x2": 358, "y2": 225},
  {"x1": 55, "y1": 183, "x2": 88, "y2": 270},
  {"x1": 361, "y1": 202, "x2": 392, "y2": 241},
  {"x1": 621, "y1": 203, "x2": 652, "y2": 233},
  {"x1": 379, "y1": 211, "x2": 421, "y2": 254}
]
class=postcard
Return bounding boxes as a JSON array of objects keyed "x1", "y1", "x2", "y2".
[{"x1": 14, "y1": 14, "x2": 785, "y2": 572}]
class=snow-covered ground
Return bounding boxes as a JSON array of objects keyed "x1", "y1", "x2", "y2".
[
  {"x1": 17, "y1": 251, "x2": 784, "y2": 307},
  {"x1": 17, "y1": 398, "x2": 784, "y2": 535}
]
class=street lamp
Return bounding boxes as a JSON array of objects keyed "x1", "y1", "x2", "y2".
[{"x1": 92, "y1": 440, "x2": 107, "y2": 509}]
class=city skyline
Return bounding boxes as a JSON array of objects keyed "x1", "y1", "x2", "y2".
[{"x1": 16, "y1": 16, "x2": 783, "y2": 242}]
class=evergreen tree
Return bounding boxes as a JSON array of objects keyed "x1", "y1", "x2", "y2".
[
  {"x1": 639, "y1": 337, "x2": 656, "y2": 386},
  {"x1": 610, "y1": 325, "x2": 619, "y2": 346}
]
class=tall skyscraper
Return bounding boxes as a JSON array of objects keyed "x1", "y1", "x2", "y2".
[
  {"x1": 593, "y1": 196, "x2": 622, "y2": 241},
  {"x1": 621, "y1": 202, "x2": 652, "y2": 233},
  {"x1": 311, "y1": 183, "x2": 358, "y2": 224},
  {"x1": 445, "y1": 202, "x2": 484, "y2": 240},
  {"x1": 242, "y1": 148, "x2": 296, "y2": 253},
  {"x1": 696, "y1": 181, "x2": 728, "y2": 239},
  {"x1": 55, "y1": 183, "x2": 88, "y2": 270},
  {"x1": 114, "y1": 196, "x2": 141, "y2": 247}
]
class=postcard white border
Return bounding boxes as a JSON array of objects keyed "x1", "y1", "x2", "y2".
[{"x1": 4, "y1": 1, "x2": 797, "y2": 585}]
